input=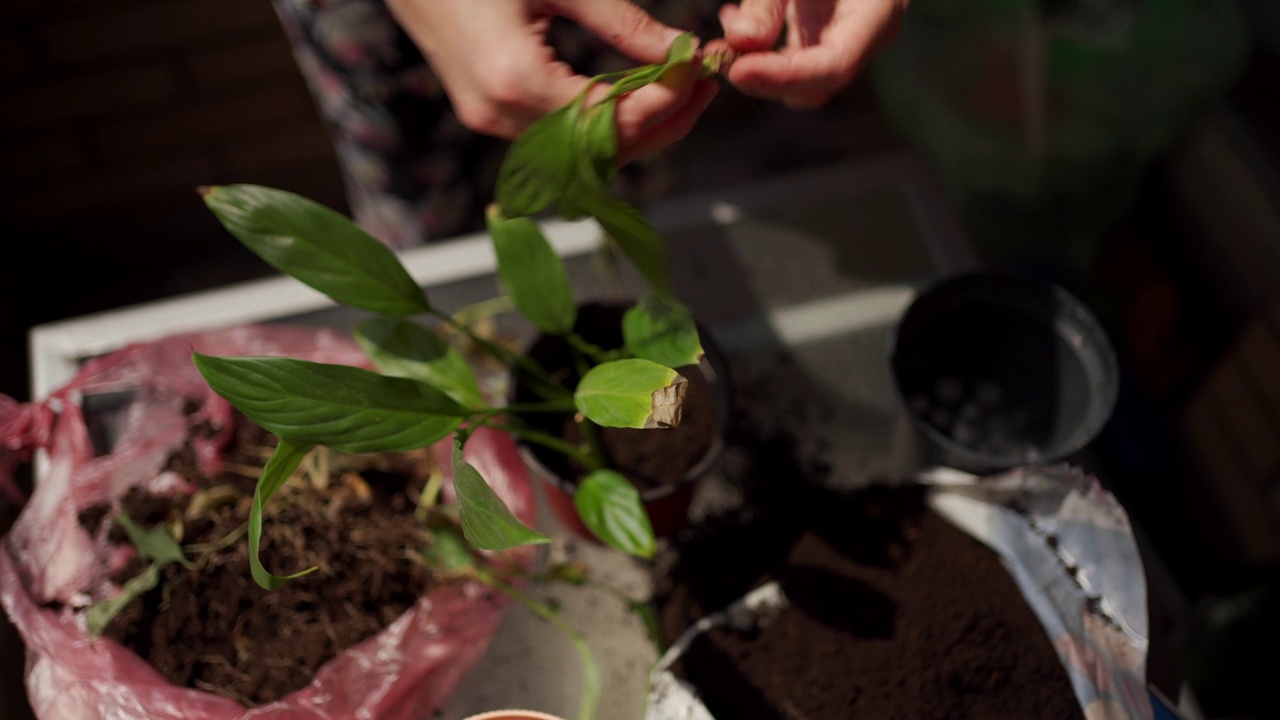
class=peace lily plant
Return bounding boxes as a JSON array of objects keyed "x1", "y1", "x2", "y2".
[
  {"x1": 76, "y1": 35, "x2": 731, "y2": 720},
  {"x1": 193, "y1": 34, "x2": 723, "y2": 588}
]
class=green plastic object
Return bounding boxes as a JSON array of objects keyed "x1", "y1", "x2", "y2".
[{"x1": 873, "y1": 0, "x2": 1250, "y2": 279}]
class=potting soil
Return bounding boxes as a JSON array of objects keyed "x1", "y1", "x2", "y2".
[
  {"x1": 658, "y1": 467, "x2": 1083, "y2": 719},
  {"x1": 90, "y1": 415, "x2": 437, "y2": 706}
]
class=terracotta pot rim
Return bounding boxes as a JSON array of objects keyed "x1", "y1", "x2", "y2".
[{"x1": 461, "y1": 710, "x2": 569, "y2": 720}]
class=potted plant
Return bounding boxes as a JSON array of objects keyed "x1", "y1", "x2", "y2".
[
  {"x1": 508, "y1": 300, "x2": 728, "y2": 541},
  {"x1": 1, "y1": 34, "x2": 733, "y2": 720},
  {"x1": 194, "y1": 32, "x2": 732, "y2": 563},
  {"x1": 0, "y1": 324, "x2": 540, "y2": 720}
]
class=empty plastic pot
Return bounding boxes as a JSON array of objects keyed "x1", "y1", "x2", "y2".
[{"x1": 890, "y1": 272, "x2": 1118, "y2": 473}]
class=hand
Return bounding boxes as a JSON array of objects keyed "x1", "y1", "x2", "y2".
[
  {"x1": 719, "y1": 0, "x2": 908, "y2": 109},
  {"x1": 387, "y1": 0, "x2": 719, "y2": 164}
]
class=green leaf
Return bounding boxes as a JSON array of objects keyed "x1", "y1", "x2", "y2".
[
  {"x1": 578, "y1": 98, "x2": 617, "y2": 190},
  {"x1": 115, "y1": 513, "x2": 195, "y2": 570},
  {"x1": 603, "y1": 32, "x2": 698, "y2": 101},
  {"x1": 583, "y1": 192, "x2": 669, "y2": 289},
  {"x1": 87, "y1": 563, "x2": 162, "y2": 637},
  {"x1": 249, "y1": 437, "x2": 316, "y2": 590},
  {"x1": 194, "y1": 354, "x2": 464, "y2": 453},
  {"x1": 486, "y1": 207, "x2": 577, "y2": 335},
  {"x1": 452, "y1": 438, "x2": 551, "y2": 551},
  {"x1": 423, "y1": 522, "x2": 477, "y2": 576},
  {"x1": 574, "y1": 470, "x2": 655, "y2": 558},
  {"x1": 355, "y1": 318, "x2": 487, "y2": 410},
  {"x1": 495, "y1": 105, "x2": 577, "y2": 217},
  {"x1": 201, "y1": 185, "x2": 429, "y2": 317},
  {"x1": 87, "y1": 512, "x2": 198, "y2": 636},
  {"x1": 605, "y1": 66, "x2": 664, "y2": 100},
  {"x1": 574, "y1": 359, "x2": 687, "y2": 428},
  {"x1": 561, "y1": 98, "x2": 619, "y2": 221},
  {"x1": 664, "y1": 32, "x2": 697, "y2": 65},
  {"x1": 623, "y1": 293, "x2": 704, "y2": 368}
]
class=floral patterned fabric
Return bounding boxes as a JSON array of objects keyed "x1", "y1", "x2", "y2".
[{"x1": 271, "y1": 0, "x2": 724, "y2": 248}]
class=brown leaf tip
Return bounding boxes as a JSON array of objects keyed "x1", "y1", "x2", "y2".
[{"x1": 645, "y1": 375, "x2": 688, "y2": 429}]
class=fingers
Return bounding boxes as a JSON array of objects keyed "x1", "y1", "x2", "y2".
[
  {"x1": 454, "y1": 56, "x2": 586, "y2": 138},
  {"x1": 611, "y1": 59, "x2": 701, "y2": 151},
  {"x1": 727, "y1": 46, "x2": 852, "y2": 109},
  {"x1": 618, "y1": 78, "x2": 719, "y2": 165},
  {"x1": 725, "y1": 0, "x2": 903, "y2": 109},
  {"x1": 548, "y1": 0, "x2": 686, "y2": 64},
  {"x1": 719, "y1": 0, "x2": 787, "y2": 52}
]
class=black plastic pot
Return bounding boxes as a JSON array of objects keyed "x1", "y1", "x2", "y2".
[
  {"x1": 890, "y1": 272, "x2": 1118, "y2": 473},
  {"x1": 510, "y1": 303, "x2": 731, "y2": 540}
]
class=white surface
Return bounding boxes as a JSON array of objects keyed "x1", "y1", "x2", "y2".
[{"x1": 27, "y1": 219, "x2": 604, "y2": 400}]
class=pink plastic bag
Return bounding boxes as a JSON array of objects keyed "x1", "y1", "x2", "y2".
[{"x1": 0, "y1": 324, "x2": 536, "y2": 720}]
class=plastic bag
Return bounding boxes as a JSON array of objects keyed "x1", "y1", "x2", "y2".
[
  {"x1": 649, "y1": 465, "x2": 1152, "y2": 720},
  {"x1": 0, "y1": 324, "x2": 537, "y2": 720}
]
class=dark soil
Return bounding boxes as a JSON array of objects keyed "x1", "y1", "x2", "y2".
[
  {"x1": 656, "y1": 440, "x2": 1083, "y2": 719},
  {"x1": 84, "y1": 415, "x2": 437, "y2": 707}
]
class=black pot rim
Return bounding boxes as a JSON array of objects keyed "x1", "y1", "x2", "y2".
[{"x1": 888, "y1": 270, "x2": 1119, "y2": 471}]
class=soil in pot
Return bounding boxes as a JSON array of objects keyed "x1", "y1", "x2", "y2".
[
  {"x1": 655, "y1": 436, "x2": 1084, "y2": 720},
  {"x1": 78, "y1": 410, "x2": 439, "y2": 707}
]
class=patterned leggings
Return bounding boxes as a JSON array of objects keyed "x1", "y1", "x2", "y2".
[{"x1": 271, "y1": 0, "x2": 724, "y2": 248}]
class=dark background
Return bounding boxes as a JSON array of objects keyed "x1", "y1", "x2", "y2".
[{"x1": 3, "y1": 1, "x2": 1280, "y2": 718}]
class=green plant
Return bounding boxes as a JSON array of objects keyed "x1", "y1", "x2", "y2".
[
  {"x1": 80, "y1": 36, "x2": 733, "y2": 720},
  {"x1": 194, "y1": 34, "x2": 725, "y2": 589}
]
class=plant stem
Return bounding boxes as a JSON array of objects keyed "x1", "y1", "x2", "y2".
[
  {"x1": 508, "y1": 564, "x2": 667, "y2": 655},
  {"x1": 453, "y1": 295, "x2": 515, "y2": 326},
  {"x1": 184, "y1": 522, "x2": 248, "y2": 557},
  {"x1": 564, "y1": 344, "x2": 608, "y2": 471},
  {"x1": 463, "y1": 397, "x2": 574, "y2": 435},
  {"x1": 567, "y1": 333, "x2": 611, "y2": 365},
  {"x1": 415, "y1": 469, "x2": 445, "y2": 522},
  {"x1": 583, "y1": 580, "x2": 666, "y2": 654},
  {"x1": 500, "y1": 399, "x2": 578, "y2": 414},
  {"x1": 478, "y1": 573, "x2": 601, "y2": 720},
  {"x1": 568, "y1": 341, "x2": 591, "y2": 380},
  {"x1": 576, "y1": 418, "x2": 608, "y2": 473},
  {"x1": 428, "y1": 308, "x2": 510, "y2": 362},
  {"x1": 483, "y1": 422, "x2": 601, "y2": 470},
  {"x1": 428, "y1": 308, "x2": 568, "y2": 400}
]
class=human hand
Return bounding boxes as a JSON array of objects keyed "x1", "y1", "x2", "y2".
[
  {"x1": 387, "y1": 0, "x2": 719, "y2": 164},
  {"x1": 718, "y1": 0, "x2": 908, "y2": 109}
]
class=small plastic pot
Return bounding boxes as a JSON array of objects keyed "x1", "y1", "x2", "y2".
[
  {"x1": 890, "y1": 271, "x2": 1118, "y2": 473},
  {"x1": 463, "y1": 711, "x2": 569, "y2": 720},
  {"x1": 511, "y1": 302, "x2": 730, "y2": 541}
]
